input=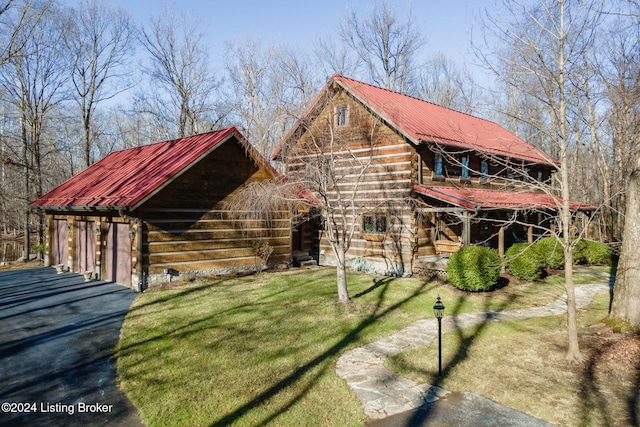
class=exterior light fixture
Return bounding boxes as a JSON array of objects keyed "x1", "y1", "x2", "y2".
[{"x1": 433, "y1": 295, "x2": 445, "y2": 376}]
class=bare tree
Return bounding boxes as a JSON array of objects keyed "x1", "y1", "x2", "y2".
[
  {"x1": 64, "y1": 0, "x2": 136, "y2": 167},
  {"x1": 138, "y1": 6, "x2": 225, "y2": 138},
  {"x1": 477, "y1": 0, "x2": 604, "y2": 362},
  {"x1": 0, "y1": 0, "x2": 69, "y2": 258},
  {"x1": 607, "y1": 1, "x2": 640, "y2": 330},
  {"x1": 339, "y1": 0, "x2": 425, "y2": 93},
  {"x1": 416, "y1": 52, "x2": 482, "y2": 114},
  {"x1": 0, "y1": 0, "x2": 49, "y2": 65},
  {"x1": 229, "y1": 96, "x2": 383, "y2": 303},
  {"x1": 312, "y1": 36, "x2": 360, "y2": 80}
]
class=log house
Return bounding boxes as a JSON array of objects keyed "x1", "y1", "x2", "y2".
[{"x1": 272, "y1": 75, "x2": 594, "y2": 275}]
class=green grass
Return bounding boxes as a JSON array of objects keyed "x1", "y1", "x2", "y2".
[
  {"x1": 115, "y1": 267, "x2": 605, "y2": 426},
  {"x1": 386, "y1": 291, "x2": 638, "y2": 426}
]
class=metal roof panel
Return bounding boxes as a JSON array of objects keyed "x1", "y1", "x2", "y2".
[{"x1": 31, "y1": 127, "x2": 274, "y2": 209}]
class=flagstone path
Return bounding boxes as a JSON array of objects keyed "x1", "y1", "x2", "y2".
[{"x1": 335, "y1": 279, "x2": 612, "y2": 421}]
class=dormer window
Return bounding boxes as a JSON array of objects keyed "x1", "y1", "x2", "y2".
[
  {"x1": 480, "y1": 160, "x2": 489, "y2": 182},
  {"x1": 335, "y1": 105, "x2": 348, "y2": 126},
  {"x1": 434, "y1": 154, "x2": 443, "y2": 178},
  {"x1": 461, "y1": 156, "x2": 470, "y2": 180}
]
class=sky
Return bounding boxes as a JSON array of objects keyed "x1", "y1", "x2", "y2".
[{"x1": 115, "y1": 0, "x2": 499, "y2": 84}]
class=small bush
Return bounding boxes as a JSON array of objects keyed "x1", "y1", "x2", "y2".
[
  {"x1": 532, "y1": 237, "x2": 564, "y2": 269},
  {"x1": 571, "y1": 238, "x2": 589, "y2": 265},
  {"x1": 582, "y1": 240, "x2": 613, "y2": 265},
  {"x1": 447, "y1": 246, "x2": 502, "y2": 291},
  {"x1": 506, "y1": 243, "x2": 546, "y2": 281}
]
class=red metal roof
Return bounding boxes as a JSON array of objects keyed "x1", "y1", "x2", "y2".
[
  {"x1": 31, "y1": 127, "x2": 277, "y2": 210},
  {"x1": 272, "y1": 75, "x2": 556, "y2": 166},
  {"x1": 414, "y1": 185, "x2": 595, "y2": 210}
]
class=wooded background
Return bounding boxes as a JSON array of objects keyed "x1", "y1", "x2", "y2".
[{"x1": 0, "y1": 0, "x2": 638, "y2": 255}]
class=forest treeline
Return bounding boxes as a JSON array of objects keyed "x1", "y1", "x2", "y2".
[{"x1": 0, "y1": 0, "x2": 638, "y2": 250}]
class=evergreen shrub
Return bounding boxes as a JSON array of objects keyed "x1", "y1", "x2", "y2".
[
  {"x1": 582, "y1": 240, "x2": 613, "y2": 265},
  {"x1": 447, "y1": 246, "x2": 502, "y2": 291},
  {"x1": 505, "y1": 242, "x2": 545, "y2": 281},
  {"x1": 532, "y1": 237, "x2": 564, "y2": 269},
  {"x1": 571, "y1": 238, "x2": 589, "y2": 264}
]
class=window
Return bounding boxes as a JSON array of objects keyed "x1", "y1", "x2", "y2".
[
  {"x1": 461, "y1": 156, "x2": 470, "y2": 180},
  {"x1": 480, "y1": 160, "x2": 489, "y2": 182},
  {"x1": 362, "y1": 213, "x2": 388, "y2": 234},
  {"x1": 335, "y1": 105, "x2": 348, "y2": 126},
  {"x1": 537, "y1": 170, "x2": 544, "y2": 182},
  {"x1": 434, "y1": 154, "x2": 443, "y2": 178}
]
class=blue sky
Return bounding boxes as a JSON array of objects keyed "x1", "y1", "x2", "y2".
[{"x1": 119, "y1": 0, "x2": 498, "y2": 81}]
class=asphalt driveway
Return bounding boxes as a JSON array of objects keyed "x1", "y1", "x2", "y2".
[{"x1": 0, "y1": 267, "x2": 142, "y2": 426}]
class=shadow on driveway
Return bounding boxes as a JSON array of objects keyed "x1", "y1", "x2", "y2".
[{"x1": 0, "y1": 267, "x2": 142, "y2": 426}]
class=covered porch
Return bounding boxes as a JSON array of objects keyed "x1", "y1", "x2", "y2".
[{"x1": 412, "y1": 185, "x2": 594, "y2": 258}]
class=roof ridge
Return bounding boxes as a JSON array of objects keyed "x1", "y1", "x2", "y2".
[
  {"x1": 332, "y1": 74, "x2": 499, "y2": 127},
  {"x1": 106, "y1": 127, "x2": 236, "y2": 155}
]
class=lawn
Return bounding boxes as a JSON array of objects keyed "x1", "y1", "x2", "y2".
[
  {"x1": 386, "y1": 291, "x2": 640, "y2": 426},
  {"x1": 115, "y1": 266, "x2": 614, "y2": 426}
]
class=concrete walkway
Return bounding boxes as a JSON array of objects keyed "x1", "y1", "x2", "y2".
[{"x1": 336, "y1": 280, "x2": 611, "y2": 425}]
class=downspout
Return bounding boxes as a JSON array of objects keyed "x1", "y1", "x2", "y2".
[{"x1": 118, "y1": 208, "x2": 145, "y2": 292}]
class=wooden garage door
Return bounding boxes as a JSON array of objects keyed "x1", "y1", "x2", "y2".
[
  {"x1": 51, "y1": 219, "x2": 68, "y2": 267},
  {"x1": 105, "y1": 223, "x2": 131, "y2": 287},
  {"x1": 75, "y1": 221, "x2": 95, "y2": 274}
]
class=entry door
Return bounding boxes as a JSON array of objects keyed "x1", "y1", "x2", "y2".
[
  {"x1": 51, "y1": 219, "x2": 68, "y2": 267},
  {"x1": 75, "y1": 221, "x2": 95, "y2": 274},
  {"x1": 105, "y1": 223, "x2": 131, "y2": 287}
]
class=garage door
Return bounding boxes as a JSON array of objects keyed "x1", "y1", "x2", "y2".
[
  {"x1": 75, "y1": 221, "x2": 96, "y2": 274},
  {"x1": 51, "y1": 219, "x2": 68, "y2": 267},
  {"x1": 105, "y1": 223, "x2": 131, "y2": 287}
]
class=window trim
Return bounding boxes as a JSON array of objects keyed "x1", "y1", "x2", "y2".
[{"x1": 361, "y1": 212, "x2": 389, "y2": 237}]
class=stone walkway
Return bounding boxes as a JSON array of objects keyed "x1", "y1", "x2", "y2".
[{"x1": 335, "y1": 280, "x2": 611, "y2": 422}]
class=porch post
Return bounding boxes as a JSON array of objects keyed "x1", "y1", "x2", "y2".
[
  {"x1": 498, "y1": 226, "x2": 505, "y2": 258},
  {"x1": 528, "y1": 225, "x2": 533, "y2": 244},
  {"x1": 463, "y1": 211, "x2": 471, "y2": 246}
]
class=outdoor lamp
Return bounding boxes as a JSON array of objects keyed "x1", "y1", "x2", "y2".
[
  {"x1": 433, "y1": 296, "x2": 445, "y2": 319},
  {"x1": 433, "y1": 296, "x2": 445, "y2": 376}
]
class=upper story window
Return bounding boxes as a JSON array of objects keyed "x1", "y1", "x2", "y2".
[
  {"x1": 461, "y1": 156, "x2": 470, "y2": 180},
  {"x1": 480, "y1": 160, "x2": 489, "y2": 182},
  {"x1": 434, "y1": 154, "x2": 444, "y2": 178},
  {"x1": 335, "y1": 105, "x2": 348, "y2": 127}
]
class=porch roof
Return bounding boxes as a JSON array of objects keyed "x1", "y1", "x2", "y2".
[{"x1": 413, "y1": 185, "x2": 596, "y2": 211}]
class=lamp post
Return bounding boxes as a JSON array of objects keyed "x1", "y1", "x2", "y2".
[{"x1": 433, "y1": 296, "x2": 445, "y2": 376}]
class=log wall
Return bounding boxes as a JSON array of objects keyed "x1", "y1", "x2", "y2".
[
  {"x1": 286, "y1": 90, "x2": 418, "y2": 275},
  {"x1": 138, "y1": 138, "x2": 290, "y2": 278}
]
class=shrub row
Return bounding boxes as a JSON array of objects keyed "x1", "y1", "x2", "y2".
[
  {"x1": 446, "y1": 238, "x2": 614, "y2": 291},
  {"x1": 506, "y1": 237, "x2": 613, "y2": 281}
]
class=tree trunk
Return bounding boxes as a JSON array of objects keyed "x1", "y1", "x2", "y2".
[
  {"x1": 334, "y1": 244, "x2": 350, "y2": 303},
  {"x1": 564, "y1": 245, "x2": 582, "y2": 361},
  {"x1": 611, "y1": 158, "x2": 640, "y2": 330}
]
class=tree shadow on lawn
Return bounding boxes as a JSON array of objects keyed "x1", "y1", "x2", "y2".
[
  {"x1": 579, "y1": 333, "x2": 640, "y2": 426},
  {"x1": 208, "y1": 276, "x2": 434, "y2": 426},
  {"x1": 402, "y1": 291, "x2": 520, "y2": 427}
]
